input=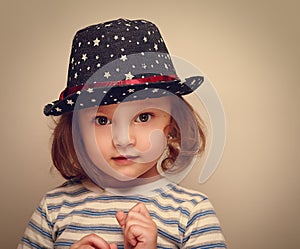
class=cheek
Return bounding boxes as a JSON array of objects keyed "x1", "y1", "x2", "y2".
[
  {"x1": 94, "y1": 127, "x2": 112, "y2": 154},
  {"x1": 135, "y1": 128, "x2": 152, "y2": 150},
  {"x1": 136, "y1": 128, "x2": 167, "y2": 162},
  {"x1": 80, "y1": 123, "x2": 111, "y2": 160}
]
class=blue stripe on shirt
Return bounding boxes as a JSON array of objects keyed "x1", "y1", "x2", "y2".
[
  {"x1": 187, "y1": 210, "x2": 216, "y2": 228},
  {"x1": 21, "y1": 237, "x2": 44, "y2": 249},
  {"x1": 28, "y1": 221, "x2": 52, "y2": 239}
]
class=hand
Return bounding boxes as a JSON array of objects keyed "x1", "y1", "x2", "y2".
[
  {"x1": 70, "y1": 233, "x2": 118, "y2": 249},
  {"x1": 116, "y1": 202, "x2": 158, "y2": 249}
]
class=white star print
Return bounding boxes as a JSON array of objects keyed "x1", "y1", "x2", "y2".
[
  {"x1": 67, "y1": 99, "x2": 74, "y2": 106},
  {"x1": 82, "y1": 54, "x2": 88, "y2": 61},
  {"x1": 128, "y1": 89, "x2": 135, "y2": 93},
  {"x1": 120, "y1": 55, "x2": 127, "y2": 61},
  {"x1": 164, "y1": 63, "x2": 169, "y2": 70},
  {"x1": 141, "y1": 63, "x2": 147, "y2": 69},
  {"x1": 152, "y1": 89, "x2": 159, "y2": 93},
  {"x1": 125, "y1": 72, "x2": 134, "y2": 80},
  {"x1": 74, "y1": 73, "x2": 78, "y2": 79},
  {"x1": 55, "y1": 107, "x2": 62, "y2": 112},
  {"x1": 104, "y1": 72, "x2": 111, "y2": 78},
  {"x1": 87, "y1": 88, "x2": 94, "y2": 93},
  {"x1": 143, "y1": 37, "x2": 147, "y2": 42},
  {"x1": 154, "y1": 44, "x2": 158, "y2": 51},
  {"x1": 114, "y1": 35, "x2": 119, "y2": 40},
  {"x1": 95, "y1": 55, "x2": 99, "y2": 59},
  {"x1": 93, "y1": 38, "x2": 100, "y2": 46},
  {"x1": 97, "y1": 63, "x2": 101, "y2": 68},
  {"x1": 121, "y1": 37, "x2": 125, "y2": 41}
]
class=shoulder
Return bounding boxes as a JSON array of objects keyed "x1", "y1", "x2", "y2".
[
  {"x1": 165, "y1": 183, "x2": 208, "y2": 204},
  {"x1": 151, "y1": 183, "x2": 211, "y2": 216},
  {"x1": 41, "y1": 179, "x2": 97, "y2": 206},
  {"x1": 46, "y1": 179, "x2": 90, "y2": 196}
]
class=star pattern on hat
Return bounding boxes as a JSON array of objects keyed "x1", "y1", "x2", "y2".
[
  {"x1": 93, "y1": 38, "x2": 100, "y2": 46},
  {"x1": 125, "y1": 72, "x2": 134, "y2": 80},
  {"x1": 65, "y1": 19, "x2": 174, "y2": 86},
  {"x1": 120, "y1": 55, "x2": 127, "y2": 61},
  {"x1": 44, "y1": 19, "x2": 204, "y2": 116},
  {"x1": 104, "y1": 72, "x2": 111, "y2": 79}
]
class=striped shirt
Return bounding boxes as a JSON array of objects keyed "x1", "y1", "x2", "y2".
[{"x1": 18, "y1": 179, "x2": 226, "y2": 249}]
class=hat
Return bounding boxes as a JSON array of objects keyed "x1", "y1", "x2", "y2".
[{"x1": 44, "y1": 18, "x2": 204, "y2": 116}]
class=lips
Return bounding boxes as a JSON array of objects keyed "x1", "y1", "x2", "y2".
[{"x1": 112, "y1": 155, "x2": 139, "y2": 164}]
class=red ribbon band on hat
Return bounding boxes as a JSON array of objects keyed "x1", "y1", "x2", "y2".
[{"x1": 59, "y1": 75, "x2": 179, "y2": 100}]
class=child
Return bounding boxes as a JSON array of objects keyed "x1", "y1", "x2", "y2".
[{"x1": 18, "y1": 18, "x2": 226, "y2": 249}]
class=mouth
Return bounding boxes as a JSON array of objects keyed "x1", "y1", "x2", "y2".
[{"x1": 112, "y1": 155, "x2": 139, "y2": 164}]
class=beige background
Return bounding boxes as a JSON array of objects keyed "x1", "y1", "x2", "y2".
[{"x1": 1, "y1": 0, "x2": 299, "y2": 248}]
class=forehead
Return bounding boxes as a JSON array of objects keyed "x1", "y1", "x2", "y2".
[{"x1": 97, "y1": 96, "x2": 172, "y2": 113}]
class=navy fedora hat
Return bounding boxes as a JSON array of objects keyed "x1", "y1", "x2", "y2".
[{"x1": 44, "y1": 18, "x2": 204, "y2": 116}]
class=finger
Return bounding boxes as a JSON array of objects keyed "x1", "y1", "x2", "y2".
[
  {"x1": 125, "y1": 211, "x2": 155, "y2": 228},
  {"x1": 116, "y1": 210, "x2": 126, "y2": 229},
  {"x1": 122, "y1": 213, "x2": 157, "y2": 249},
  {"x1": 125, "y1": 224, "x2": 157, "y2": 248},
  {"x1": 126, "y1": 225, "x2": 139, "y2": 247},
  {"x1": 129, "y1": 202, "x2": 151, "y2": 218},
  {"x1": 109, "y1": 242, "x2": 118, "y2": 249},
  {"x1": 71, "y1": 234, "x2": 112, "y2": 249}
]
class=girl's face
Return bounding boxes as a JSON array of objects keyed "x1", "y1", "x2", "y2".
[{"x1": 78, "y1": 97, "x2": 171, "y2": 180}]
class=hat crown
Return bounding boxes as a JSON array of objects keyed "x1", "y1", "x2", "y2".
[{"x1": 68, "y1": 18, "x2": 170, "y2": 88}]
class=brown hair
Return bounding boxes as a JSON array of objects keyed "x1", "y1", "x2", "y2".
[
  {"x1": 51, "y1": 112, "x2": 86, "y2": 179},
  {"x1": 161, "y1": 96, "x2": 206, "y2": 173},
  {"x1": 51, "y1": 97, "x2": 206, "y2": 179}
]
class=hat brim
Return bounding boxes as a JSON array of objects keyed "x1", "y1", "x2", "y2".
[{"x1": 44, "y1": 76, "x2": 203, "y2": 116}]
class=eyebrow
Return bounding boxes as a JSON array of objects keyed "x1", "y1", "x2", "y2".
[{"x1": 96, "y1": 107, "x2": 114, "y2": 116}]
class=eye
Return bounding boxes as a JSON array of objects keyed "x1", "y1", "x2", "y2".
[
  {"x1": 135, "y1": 113, "x2": 152, "y2": 123},
  {"x1": 95, "y1": 116, "x2": 111, "y2": 125}
]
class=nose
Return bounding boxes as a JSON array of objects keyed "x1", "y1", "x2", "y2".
[{"x1": 112, "y1": 124, "x2": 135, "y2": 148}]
